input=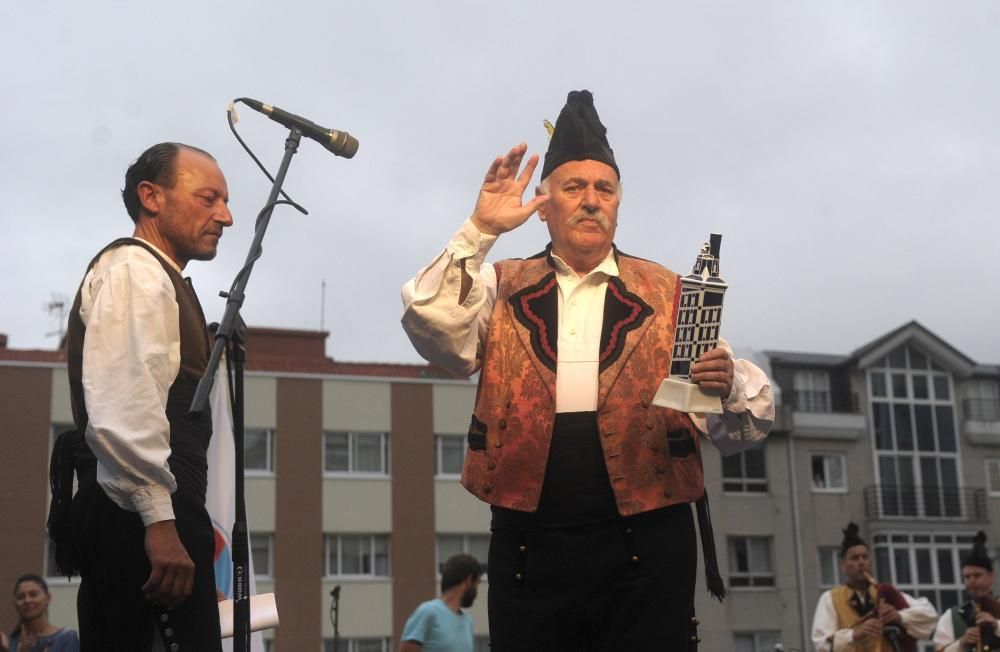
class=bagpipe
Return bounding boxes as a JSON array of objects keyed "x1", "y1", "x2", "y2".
[
  {"x1": 861, "y1": 572, "x2": 916, "y2": 652},
  {"x1": 968, "y1": 595, "x2": 1000, "y2": 652}
]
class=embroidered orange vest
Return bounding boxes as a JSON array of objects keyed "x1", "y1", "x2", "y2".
[{"x1": 460, "y1": 248, "x2": 706, "y2": 516}]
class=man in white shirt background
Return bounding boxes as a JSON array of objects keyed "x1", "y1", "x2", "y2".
[{"x1": 56, "y1": 142, "x2": 233, "y2": 651}]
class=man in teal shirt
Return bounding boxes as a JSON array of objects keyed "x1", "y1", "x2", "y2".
[{"x1": 400, "y1": 554, "x2": 483, "y2": 652}]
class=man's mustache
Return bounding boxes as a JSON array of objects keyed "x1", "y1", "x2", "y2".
[{"x1": 567, "y1": 211, "x2": 610, "y2": 231}]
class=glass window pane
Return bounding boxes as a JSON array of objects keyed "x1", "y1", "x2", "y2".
[
  {"x1": 936, "y1": 406, "x2": 956, "y2": 452},
  {"x1": 870, "y1": 372, "x2": 887, "y2": 397},
  {"x1": 873, "y1": 403, "x2": 892, "y2": 450},
  {"x1": 326, "y1": 536, "x2": 338, "y2": 575},
  {"x1": 875, "y1": 547, "x2": 891, "y2": 580},
  {"x1": 750, "y1": 538, "x2": 772, "y2": 573},
  {"x1": 894, "y1": 548, "x2": 911, "y2": 584},
  {"x1": 912, "y1": 375, "x2": 929, "y2": 400},
  {"x1": 934, "y1": 376, "x2": 951, "y2": 400},
  {"x1": 354, "y1": 433, "x2": 384, "y2": 472},
  {"x1": 920, "y1": 458, "x2": 941, "y2": 517},
  {"x1": 437, "y1": 535, "x2": 463, "y2": 573},
  {"x1": 245, "y1": 430, "x2": 270, "y2": 470},
  {"x1": 989, "y1": 461, "x2": 1000, "y2": 493},
  {"x1": 916, "y1": 549, "x2": 933, "y2": 584},
  {"x1": 937, "y1": 549, "x2": 955, "y2": 584},
  {"x1": 251, "y1": 534, "x2": 270, "y2": 576},
  {"x1": 440, "y1": 435, "x2": 465, "y2": 475},
  {"x1": 889, "y1": 347, "x2": 907, "y2": 368},
  {"x1": 325, "y1": 432, "x2": 349, "y2": 472},
  {"x1": 730, "y1": 539, "x2": 749, "y2": 573},
  {"x1": 892, "y1": 374, "x2": 909, "y2": 398},
  {"x1": 812, "y1": 456, "x2": 826, "y2": 488},
  {"x1": 910, "y1": 348, "x2": 928, "y2": 370},
  {"x1": 340, "y1": 535, "x2": 363, "y2": 574},
  {"x1": 894, "y1": 404, "x2": 913, "y2": 450},
  {"x1": 734, "y1": 635, "x2": 754, "y2": 652},
  {"x1": 744, "y1": 447, "x2": 766, "y2": 479},
  {"x1": 721, "y1": 453, "x2": 743, "y2": 479},
  {"x1": 914, "y1": 405, "x2": 934, "y2": 451},
  {"x1": 373, "y1": 536, "x2": 389, "y2": 576},
  {"x1": 827, "y1": 456, "x2": 845, "y2": 488}
]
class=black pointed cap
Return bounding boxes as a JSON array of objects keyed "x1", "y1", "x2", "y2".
[
  {"x1": 541, "y1": 90, "x2": 620, "y2": 181},
  {"x1": 840, "y1": 522, "x2": 866, "y2": 557},
  {"x1": 963, "y1": 531, "x2": 993, "y2": 571}
]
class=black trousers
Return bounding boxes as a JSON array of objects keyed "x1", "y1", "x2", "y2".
[
  {"x1": 488, "y1": 501, "x2": 698, "y2": 651},
  {"x1": 73, "y1": 477, "x2": 221, "y2": 652}
]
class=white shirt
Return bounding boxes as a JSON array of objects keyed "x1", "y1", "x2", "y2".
[
  {"x1": 933, "y1": 604, "x2": 1000, "y2": 652},
  {"x1": 810, "y1": 587, "x2": 939, "y2": 651},
  {"x1": 78, "y1": 239, "x2": 182, "y2": 526},
  {"x1": 401, "y1": 219, "x2": 774, "y2": 453}
]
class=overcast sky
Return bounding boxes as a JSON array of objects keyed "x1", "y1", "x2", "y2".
[{"x1": 2, "y1": 1, "x2": 998, "y2": 367}]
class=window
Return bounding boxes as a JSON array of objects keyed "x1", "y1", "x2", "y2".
[
  {"x1": 324, "y1": 431, "x2": 390, "y2": 475},
  {"x1": 245, "y1": 428, "x2": 275, "y2": 474},
  {"x1": 811, "y1": 453, "x2": 847, "y2": 492},
  {"x1": 721, "y1": 445, "x2": 767, "y2": 493},
  {"x1": 323, "y1": 638, "x2": 392, "y2": 652},
  {"x1": 437, "y1": 534, "x2": 490, "y2": 576},
  {"x1": 872, "y1": 532, "x2": 972, "y2": 615},
  {"x1": 869, "y1": 346, "x2": 963, "y2": 519},
  {"x1": 435, "y1": 434, "x2": 465, "y2": 477},
  {"x1": 987, "y1": 460, "x2": 1000, "y2": 496},
  {"x1": 734, "y1": 632, "x2": 780, "y2": 652},
  {"x1": 728, "y1": 537, "x2": 774, "y2": 588},
  {"x1": 792, "y1": 369, "x2": 831, "y2": 412},
  {"x1": 473, "y1": 636, "x2": 490, "y2": 652},
  {"x1": 324, "y1": 534, "x2": 390, "y2": 577},
  {"x1": 250, "y1": 533, "x2": 273, "y2": 579},
  {"x1": 965, "y1": 380, "x2": 1000, "y2": 421},
  {"x1": 817, "y1": 547, "x2": 845, "y2": 589}
]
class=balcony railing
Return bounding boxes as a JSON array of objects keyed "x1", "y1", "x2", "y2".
[
  {"x1": 964, "y1": 398, "x2": 1000, "y2": 422},
  {"x1": 864, "y1": 485, "x2": 987, "y2": 522}
]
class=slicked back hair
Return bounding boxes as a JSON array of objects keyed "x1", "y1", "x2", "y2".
[
  {"x1": 121, "y1": 142, "x2": 215, "y2": 222},
  {"x1": 440, "y1": 553, "x2": 482, "y2": 593}
]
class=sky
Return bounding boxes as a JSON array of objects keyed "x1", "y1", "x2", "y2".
[{"x1": 2, "y1": 1, "x2": 998, "y2": 366}]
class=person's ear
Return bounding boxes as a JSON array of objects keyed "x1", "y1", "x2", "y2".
[{"x1": 137, "y1": 180, "x2": 163, "y2": 217}]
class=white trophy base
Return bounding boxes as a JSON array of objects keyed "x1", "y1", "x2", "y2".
[
  {"x1": 653, "y1": 377, "x2": 724, "y2": 414},
  {"x1": 219, "y1": 592, "x2": 279, "y2": 637}
]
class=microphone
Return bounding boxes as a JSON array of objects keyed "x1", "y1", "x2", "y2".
[{"x1": 241, "y1": 98, "x2": 359, "y2": 159}]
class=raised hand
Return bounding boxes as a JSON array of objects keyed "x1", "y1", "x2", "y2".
[{"x1": 470, "y1": 143, "x2": 550, "y2": 236}]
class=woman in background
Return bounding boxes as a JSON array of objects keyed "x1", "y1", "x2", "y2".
[{"x1": 0, "y1": 574, "x2": 78, "y2": 652}]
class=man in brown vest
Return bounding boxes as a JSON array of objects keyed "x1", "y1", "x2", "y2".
[
  {"x1": 60, "y1": 143, "x2": 233, "y2": 651},
  {"x1": 810, "y1": 523, "x2": 937, "y2": 651},
  {"x1": 402, "y1": 91, "x2": 774, "y2": 650}
]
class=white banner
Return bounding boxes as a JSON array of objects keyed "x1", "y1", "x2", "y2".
[{"x1": 208, "y1": 360, "x2": 267, "y2": 651}]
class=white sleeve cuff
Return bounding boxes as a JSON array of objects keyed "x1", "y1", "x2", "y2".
[{"x1": 133, "y1": 484, "x2": 176, "y2": 527}]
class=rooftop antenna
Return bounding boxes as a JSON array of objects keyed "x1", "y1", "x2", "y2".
[
  {"x1": 320, "y1": 279, "x2": 327, "y2": 332},
  {"x1": 43, "y1": 293, "x2": 70, "y2": 341}
]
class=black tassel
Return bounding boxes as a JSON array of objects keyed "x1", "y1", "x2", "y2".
[
  {"x1": 696, "y1": 490, "x2": 726, "y2": 601},
  {"x1": 46, "y1": 428, "x2": 79, "y2": 577}
]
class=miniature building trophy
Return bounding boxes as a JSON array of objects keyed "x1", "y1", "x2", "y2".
[{"x1": 653, "y1": 233, "x2": 727, "y2": 414}]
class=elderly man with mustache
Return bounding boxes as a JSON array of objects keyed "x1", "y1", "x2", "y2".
[{"x1": 402, "y1": 90, "x2": 774, "y2": 651}]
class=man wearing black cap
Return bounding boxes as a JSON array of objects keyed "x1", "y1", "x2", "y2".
[
  {"x1": 402, "y1": 91, "x2": 774, "y2": 650},
  {"x1": 933, "y1": 532, "x2": 1000, "y2": 652},
  {"x1": 811, "y1": 523, "x2": 936, "y2": 651}
]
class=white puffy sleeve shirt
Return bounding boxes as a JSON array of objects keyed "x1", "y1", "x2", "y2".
[
  {"x1": 78, "y1": 240, "x2": 182, "y2": 526},
  {"x1": 401, "y1": 219, "x2": 774, "y2": 451},
  {"x1": 811, "y1": 589, "x2": 939, "y2": 651}
]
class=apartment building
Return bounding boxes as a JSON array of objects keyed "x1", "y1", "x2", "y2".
[{"x1": 1, "y1": 320, "x2": 998, "y2": 651}]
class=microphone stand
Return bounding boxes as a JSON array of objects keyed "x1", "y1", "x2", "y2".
[
  {"x1": 329, "y1": 585, "x2": 342, "y2": 651},
  {"x1": 191, "y1": 128, "x2": 306, "y2": 652}
]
